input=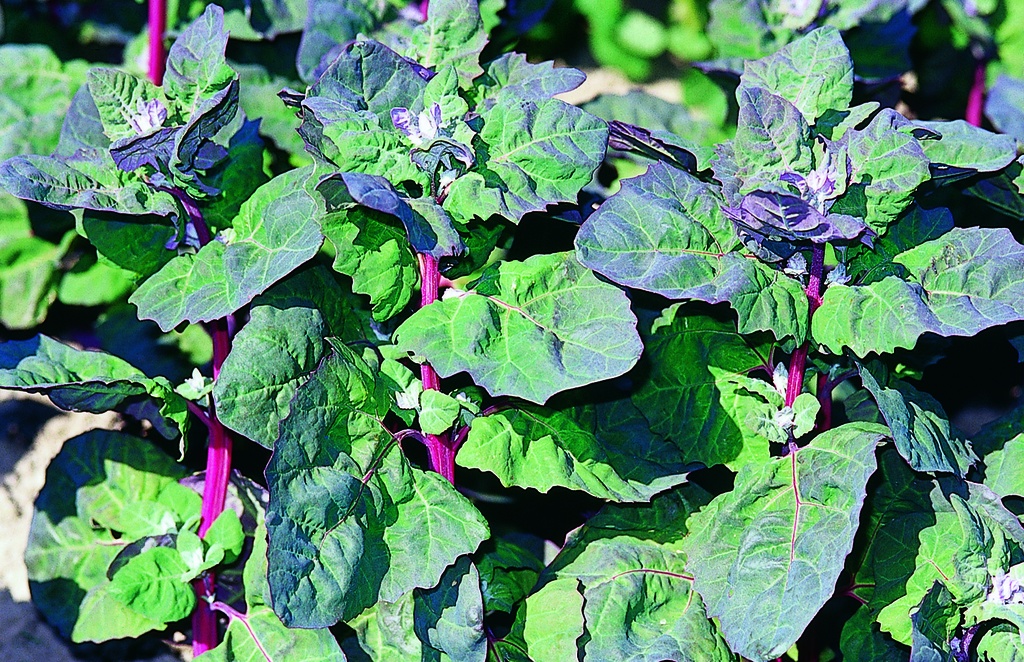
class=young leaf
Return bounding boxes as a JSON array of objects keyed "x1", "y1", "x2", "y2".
[
  {"x1": 841, "y1": 109, "x2": 930, "y2": 232},
  {"x1": 443, "y1": 97, "x2": 608, "y2": 225},
  {"x1": 131, "y1": 166, "x2": 325, "y2": 331},
  {"x1": 458, "y1": 397, "x2": 693, "y2": 501},
  {"x1": 814, "y1": 228, "x2": 1024, "y2": 356},
  {"x1": 163, "y1": 5, "x2": 236, "y2": 118},
  {"x1": 0, "y1": 335, "x2": 187, "y2": 438},
  {"x1": 682, "y1": 423, "x2": 887, "y2": 661},
  {"x1": 575, "y1": 162, "x2": 809, "y2": 342},
  {"x1": 109, "y1": 546, "x2": 196, "y2": 624},
  {"x1": 540, "y1": 485, "x2": 734, "y2": 661},
  {"x1": 732, "y1": 86, "x2": 813, "y2": 193},
  {"x1": 405, "y1": 0, "x2": 487, "y2": 87},
  {"x1": 740, "y1": 26, "x2": 854, "y2": 123},
  {"x1": 394, "y1": 251, "x2": 642, "y2": 404},
  {"x1": 857, "y1": 361, "x2": 976, "y2": 477}
]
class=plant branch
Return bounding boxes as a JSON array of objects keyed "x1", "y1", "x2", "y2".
[
  {"x1": 966, "y1": 56, "x2": 986, "y2": 127},
  {"x1": 147, "y1": 0, "x2": 166, "y2": 86},
  {"x1": 186, "y1": 400, "x2": 213, "y2": 430},
  {"x1": 417, "y1": 253, "x2": 456, "y2": 483},
  {"x1": 172, "y1": 187, "x2": 233, "y2": 656}
]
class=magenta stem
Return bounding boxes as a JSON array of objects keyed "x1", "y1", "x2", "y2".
[
  {"x1": 784, "y1": 245, "x2": 825, "y2": 409},
  {"x1": 147, "y1": 0, "x2": 166, "y2": 86},
  {"x1": 966, "y1": 58, "x2": 986, "y2": 127},
  {"x1": 417, "y1": 253, "x2": 456, "y2": 483},
  {"x1": 170, "y1": 188, "x2": 233, "y2": 656},
  {"x1": 419, "y1": 0, "x2": 429, "y2": 21}
]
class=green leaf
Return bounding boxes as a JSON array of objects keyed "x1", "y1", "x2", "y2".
[
  {"x1": 25, "y1": 430, "x2": 188, "y2": 641},
  {"x1": 814, "y1": 228, "x2": 1024, "y2": 356},
  {"x1": 575, "y1": 163, "x2": 810, "y2": 342},
  {"x1": 131, "y1": 166, "x2": 324, "y2": 331},
  {"x1": 475, "y1": 536, "x2": 545, "y2": 614},
  {"x1": 543, "y1": 485, "x2": 735, "y2": 661},
  {"x1": 909, "y1": 582, "x2": 959, "y2": 660},
  {"x1": 109, "y1": 546, "x2": 196, "y2": 624},
  {"x1": 682, "y1": 423, "x2": 886, "y2": 661},
  {"x1": 632, "y1": 308, "x2": 775, "y2": 470},
  {"x1": 408, "y1": 0, "x2": 487, "y2": 88},
  {"x1": 265, "y1": 345, "x2": 488, "y2": 627},
  {"x1": 839, "y1": 605, "x2": 908, "y2": 661},
  {"x1": 842, "y1": 109, "x2": 930, "y2": 232},
  {"x1": 196, "y1": 524, "x2": 347, "y2": 661},
  {"x1": 78, "y1": 211, "x2": 178, "y2": 283},
  {"x1": 459, "y1": 397, "x2": 692, "y2": 501},
  {"x1": 740, "y1": 26, "x2": 854, "y2": 123},
  {"x1": 973, "y1": 403, "x2": 1024, "y2": 499},
  {"x1": 413, "y1": 556, "x2": 487, "y2": 662},
  {"x1": 56, "y1": 253, "x2": 134, "y2": 307},
  {"x1": 419, "y1": 389, "x2": 463, "y2": 435},
  {"x1": 205, "y1": 509, "x2": 245, "y2": 564},
  {"x1": 914, "y1": 120, "x2": 1018, "y2": 174},
  {"x1": 0, "y1": 45, "x2": 90, "y2": 161},
  {"x1": 444, "y1": 99, "x2": 608, "y2": 225},
  {"x1": 321, "y1": 207, "x2": 418, "y2": 322},
  {"x1": 858, "y1": 361, "x2": 975, "y2": 477},
  {"x1": 0, "y1": 230, "x2": 74, "y2": 329},
  {"x1": 0, "y1": 335, "x2": 188, "y2": 438},
  {"x1": 214, "y1": 305, "x2": 327, "y2": 448},
  {"x1": 845, "y1": 204, "x2": 953, "y2": 285},
  {"x1": 395, "y1": 251, "x2": 642, "y2": 404},
  {"x1": 502, "y1": 578, "x2": 585, "y2": 661}
]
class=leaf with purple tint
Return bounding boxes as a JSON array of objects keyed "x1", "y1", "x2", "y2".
[{"x1": 575, "y1": 162, "x2": 809, "y2": 342}]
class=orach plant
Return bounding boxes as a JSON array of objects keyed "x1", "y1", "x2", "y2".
[{"x1": 2, "y1": 2, "x2": 1024, "y2": 662}]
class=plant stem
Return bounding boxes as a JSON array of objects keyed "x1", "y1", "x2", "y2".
[
  {"x1": 966, "y1": 57, "x2": 986, "y2": 127},
  {"x1": 784, "y1": 245, "x2": 825, "y2": 409},
  {"x1": 172, "y1": 187, "x2": 234, "y2": 655},
  {"x1": 147, "y1": 0, "x2": 166, "y2": 86},
  {"x1": 417, "y1": 253, "x2": 456, "y2": 483},
  {"x1": 419, "y1": 0, "x2": 429, "y2": 21}
]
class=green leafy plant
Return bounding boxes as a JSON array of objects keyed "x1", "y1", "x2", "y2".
[{"x1": 3, "y1": 3, "x2": 1024, "y2": 662}]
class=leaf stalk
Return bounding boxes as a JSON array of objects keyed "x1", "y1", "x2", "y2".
[{"x1": 147, "y1": 0, "x2": 166, "y2": 86}]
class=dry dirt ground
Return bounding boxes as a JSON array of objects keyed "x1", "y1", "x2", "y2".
[{"x1": 0, "y1": 391, "x2": 182, "y2": 661}]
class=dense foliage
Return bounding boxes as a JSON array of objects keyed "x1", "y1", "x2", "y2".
[{"x1": 2, "y1": 1, "x2": 1024, "y2": 660}]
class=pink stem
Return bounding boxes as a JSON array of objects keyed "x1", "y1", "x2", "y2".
[
  {"x1": 784, "y1": 245, "x2": 825, "y2": 409},
  {"x1": 417, "y1": 253, "x2": 456, "y2": 483},
  {"x1": 170, "y1": 188, "x2": 233, "y2": 656},
  {"x1": 148, "y1": 0, "x2": 166, "y2": 85},
  {"x1": 966, "y1": 58, "x2": 986, "y2": 127},
  {"x1": 419, "y1": 0, "x2": 429, "y2": 21}
]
